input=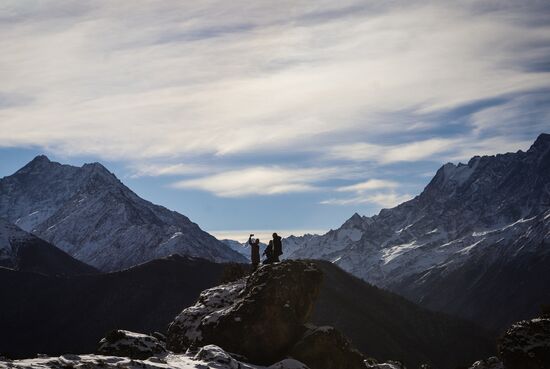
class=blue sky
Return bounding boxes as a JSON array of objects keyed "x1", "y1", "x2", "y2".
[{"x1": 1, "y1": 1, "x2": 549, "y2": 240}]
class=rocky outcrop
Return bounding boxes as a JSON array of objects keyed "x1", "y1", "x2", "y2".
[
  {"x1": 167, "y1": 260, "x2": 324, "y2": 364},
  {"x1": 97, "y1": 330, "x2": 166, "y2": 359},
  {"x1": 167, "y1": 260, "x2": 368, "y2": 368},
  {"x1": 289, "y1": 325, "x2": 366, "y2": 369},
  {"x1": 498, "y1": 316, "x2": 550, "y2": 369}
]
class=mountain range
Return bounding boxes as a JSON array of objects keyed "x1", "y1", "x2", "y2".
[
  {"x1": 0, "y1": 156, "x2": 246, "y2": 271},
  {"x1": 283, "y1": 133, "x2": 550, "y2": 332}
]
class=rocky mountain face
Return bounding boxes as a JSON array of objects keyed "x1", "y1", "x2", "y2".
[
  {"x1": 0, "y1": 217, "x2": 97, "y2": 276},
  {"x1": 284, "y1": 133, "x2": 550, "y2": 332},
  {"x1": 0, "y1": 156, "x2": 246, "y2": 271}
]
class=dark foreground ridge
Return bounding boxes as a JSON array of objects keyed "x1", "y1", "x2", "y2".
[
  {"x1": 0, "y1": 254, "x2": 226, "y2": 358},
  {"x1": 1, "y1": 260, "x2": 549, "y2": 369},
  {"x1": 0, "y1": 257, "x2": 494, "y2": 368}
]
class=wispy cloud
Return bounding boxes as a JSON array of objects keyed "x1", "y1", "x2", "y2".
[
  {"x1": 328, "y1": 138, "x2": 459, "y2": 164},
  {"x1": 336, "y1": 179, "x2": 398, "y2": 192},
  {"x1": 0, "y1": 0, "x2": 548, "y2": 206},
  {"x1": 321, "y1": 192, "x2": 413, "y2": 208},
  {"x1": 171, "y1": 166, "x2": 340, "y2": 197},
  {"x1": 323, "y1": 178, "x2": 411, "y2": 208},
  {"x1": 130, "y1": 163, "x2": 211, "y2": 178}
]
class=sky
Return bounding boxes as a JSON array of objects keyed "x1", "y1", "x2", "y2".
[{"x1": 1, "y1": 1, "x2": 549, "y2": 240}]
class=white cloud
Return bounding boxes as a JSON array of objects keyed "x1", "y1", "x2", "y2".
[
  {"x1": 0, "y1": 0, "x2": 548, "y2": 163},
  {"x1": 321, "y1": 192, "x2": 413, "y2": 208},
  {"x1": 129, "y1": 163, "x2": 211, "y2": 177},
  {"x1": 324, "y1": 177, "x2": 411, "y2": 208},
  {"x1": 328, "y1": 138, "x2": 459, "y2": 163},
  {"x1": 336, "y1": 179, "x2": 398, "y2": 192},
  {"x1": 171, "y1": 166, "x2": 340, "y2": 197},
  {"x1": 0, "y1": 0, "x2": 547, "y2": 208}
]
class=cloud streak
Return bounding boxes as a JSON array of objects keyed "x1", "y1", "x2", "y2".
[{"x1": 171, "y1": 166, "x2": 341, "y2": 197}]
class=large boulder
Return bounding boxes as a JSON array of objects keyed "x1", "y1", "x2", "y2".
[
  {"x1": 498, "y1": 316, "x2": 550, "y2": 369},
  {"x1": 97, "y1": 329, "x2": 166, "y2": 359},
  {"x1": 289, "y1": 325, "x2": 366, "y2": 369},
  {"x1": 167, "y1": 260, "x2": 323, "y2": 364}
]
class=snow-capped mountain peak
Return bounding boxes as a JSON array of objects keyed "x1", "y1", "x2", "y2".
[
  {"x1": 0, "y1": 157, "x2": 246, "y2": 271},
  {"x1": 282, "y1": 133, "x2": 550, "y2": 331}
]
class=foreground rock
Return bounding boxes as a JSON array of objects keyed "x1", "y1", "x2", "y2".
[
  {"x1": 167, "y1": 260, "x2": 368, "y2": 368},
  {"x1": 168, "y1": 260, "x2": 323, "y2": 363},
  {"x1": 290, "y1": 325, "x2": 366, "y2": 369},
  {"x1": 97, "y1": 330, "x2": 166, "y2": 359},
  {"x1": 497, "y1": 316, "x2": 550, "y2": 369}
]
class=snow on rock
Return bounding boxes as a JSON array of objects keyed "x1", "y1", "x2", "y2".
[
  {"x1": 468, "y1": 357, "x2": 504, "y2": 369},
  {"x1": 365, "y1": 361, "x2": 407, "y2": 369},
  {"x1": 0, "y1": 352, "x2": 309, "y2": 369},
  {"x1": 98, "y1": 330, "x2": 167, "y2": 359},
  {"x1": 168, "y1": 278, "x2": 247, "y2": 347},
  {"x1": 0, "y1": 156, "x2": 246, "y2": 271},
  {"x1": 498, "y1": 316, "x2": 550, "y2": 369}
]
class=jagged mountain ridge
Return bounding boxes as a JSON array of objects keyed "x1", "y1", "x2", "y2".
[
  {"x1": 0, "y1": 217, "x2": 97, "y2": 276},
  {"x1": 0, "y1": 156, "x2": 246, "y2": 271},
  {"x1": 284, "y1": 133, "x2": 550, "y2": 331}
]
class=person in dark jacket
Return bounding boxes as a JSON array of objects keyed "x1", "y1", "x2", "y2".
[
  {"x1": 248, "y1": 234, "x2": 261, "y2": 271},
  {"x1": 272, "y1": 233, "x2": 282, "y2": 262},
  {"x1": 263, "y1": 240, "x2": 274, "y2": 264}
]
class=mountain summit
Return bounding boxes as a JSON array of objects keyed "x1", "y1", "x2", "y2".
[
  {"x1": 284, "y1": 134, "x2": 550, "y2": 331},
  {"x1": 0, "y1": 157, "x2": 246, "y2": 271}
]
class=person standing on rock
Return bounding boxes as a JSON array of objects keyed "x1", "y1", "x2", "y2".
[
  {"x1": 247, "y1": 234, "x2": 261, "y2": 271},
  {"x1": 263, "y1": 240, "x2": 274, "y2": 264},
  {"x1": 272, "y1": 233, "x2": 283, "y2": 262}
]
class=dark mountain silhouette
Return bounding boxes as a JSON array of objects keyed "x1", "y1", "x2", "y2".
[
  {"x1": 0, "y1": 257, "x2": 493, "y2": 369},
  {"x1": 0, "y1": 255, "x2": 226, "y2": 358},
  {"x1": 311, "y1": 260, "x2": 494, "y2": 369}
]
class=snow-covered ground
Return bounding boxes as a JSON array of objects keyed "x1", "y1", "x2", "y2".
[{"x1": 0, "y1": 351, "x2": 309, "y2": 369}]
